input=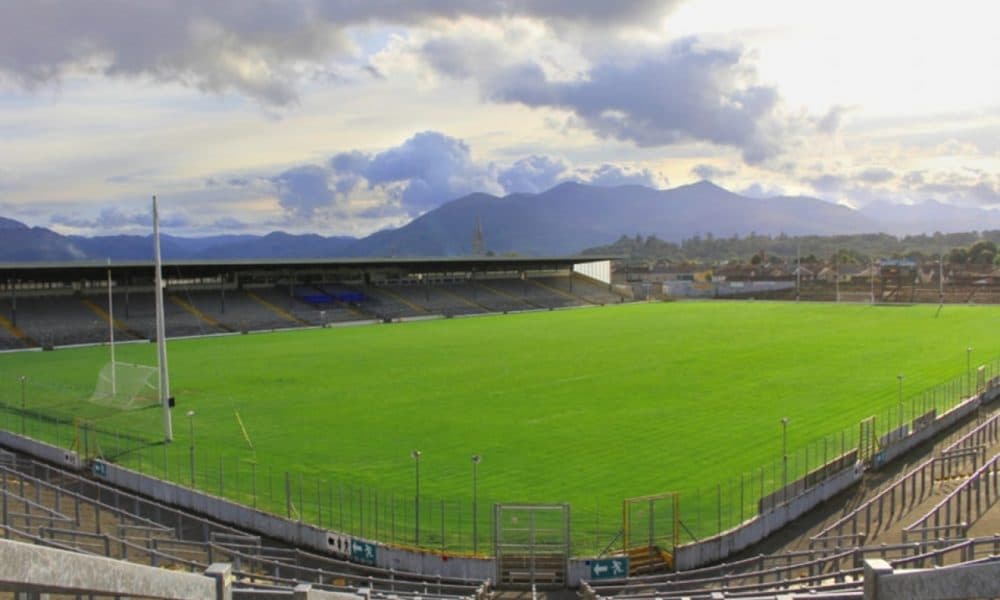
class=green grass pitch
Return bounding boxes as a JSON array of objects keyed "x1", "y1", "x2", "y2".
[{"x1": 2, "y1": 300, "x2": 999, "y2": 553}]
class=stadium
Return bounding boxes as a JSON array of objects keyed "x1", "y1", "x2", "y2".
[{"x1": 2, "y1": 254, "x2": 1000, "y2": 599}]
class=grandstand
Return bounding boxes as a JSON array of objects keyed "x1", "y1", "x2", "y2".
[
  {"x1": 0, "y1": 445, "x2": 489, "y2": 598},
  {"x1": 0, "y1": 257, "x2": 619, "y2": 349}
]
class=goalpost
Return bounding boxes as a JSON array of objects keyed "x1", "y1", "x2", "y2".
[{"x1": 88, "y1": 361, "x2": 159, "y2": 410}]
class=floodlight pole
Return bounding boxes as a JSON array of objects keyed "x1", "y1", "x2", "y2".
[
  {"x1": 187, "y1": 410, "x2": 196, "y2": 488},
  {"x1": 153, "y1": 196, "x2": 173, "y2": 442},
  {"x1": 472, "y1": 454, "x2": 481, "y2": 554},
  {"x1": 19, "y1": 375, "x2": 27, "y2": 435},
  {"x1": 781, "y1": 417, "x2": 789, "y2": 492},
  {"x1": 411, "y1": 450, "x2": 421, "y2": 546}
]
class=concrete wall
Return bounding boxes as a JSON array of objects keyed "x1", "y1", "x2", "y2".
[
  {"x1": 865, "y1": 558, "x2": 1000, "y2": 600},
  {"x1": 94, "y1": 460, "x2": 493, "y2": 581},
  {"x1": 0, "y1": 430, "x2": 79, "y2": 470},
  {"x1": 0, "y1": 537, "x2": 216, "y2": 599},
  {"x1": 573, "y1": 261, "x2": 611, "y2": 285},
  {"x1": 876, "y1": 384, "x2": 998, "y2": 467},
  {"x1": 673, "y1": 461, "x2": 864, "y2": 571}
]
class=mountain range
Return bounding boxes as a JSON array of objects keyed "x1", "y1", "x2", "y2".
[{"x1": 0, "y1": 181, "x2": 996, "y2": 261}]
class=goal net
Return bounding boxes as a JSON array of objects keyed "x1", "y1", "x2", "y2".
[{"x1": 88, "y1": 362, "x2": 160, "y2": 411}]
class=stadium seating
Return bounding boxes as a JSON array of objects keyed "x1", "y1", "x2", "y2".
[
  {"x1": 0, "y1": 446, "x2": 487, "y2": 598},
  {"x1": 585, "y1": 405, "x2": 1000, "y2": 600},
  {"x1": 0, "y1": 274, "x2": 617, "y2": 349}
]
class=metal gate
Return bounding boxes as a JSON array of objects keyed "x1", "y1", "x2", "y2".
[
  {"x1": 622, "y1": 492, "x2": 679, "y2": 573},
  {"x1": 493, "y1": 503, "x2": 570, "y2": 588},
  {"x1": 858, "y1": 416, "x2": 878, "y2": 465}
]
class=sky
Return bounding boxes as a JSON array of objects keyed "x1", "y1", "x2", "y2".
[{"x1": 1, "y1": 0, "x2": 998, "y2": 237}]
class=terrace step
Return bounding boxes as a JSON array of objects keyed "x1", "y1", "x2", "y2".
[{"x1": 626, "y1": 545, "x2": 672, "y2": 575}]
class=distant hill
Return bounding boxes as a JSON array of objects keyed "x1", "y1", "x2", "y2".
[
  {"x1": 347, "y1": 181, "x2": 881, "y2": 256},
  {"x1": 4, "y1": 181, "x2": 997, "y2": 261},
  {"x1": 859, "y1": 200, "x2": 1000, "y2": 236}
]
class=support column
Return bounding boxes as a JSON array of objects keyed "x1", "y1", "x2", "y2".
[{"x1": 204, "y1": 563, "x2": 233, "y2": 600}]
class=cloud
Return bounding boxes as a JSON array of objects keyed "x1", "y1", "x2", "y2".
[
  {"x1": 50, "y1": 207, "x2": 189, "y2": 231},
  {"x1": 816, "y1": 105, "x2": 852, "y2": 134},
  {"x1": 740, "y1": 183, "x2": 786, "y2": 199},
  {"x1": 424, "y1": 36, "x2": 796, "y2": 164},
  {"x1": 804, "y1": 174, "x2": 847, "y2": 193},
  {"x1": 1, "y1": 1, "x2": 682, "y2": 105},
  {"x1": 580, "y1": 164, "x2": 666, "y2": 188},
  {"x1": 272, "y1": 165, "x2": 337, "y2": 219},
  {"x1": 856, "y1": 167, "x2": 895, "y2": 184},
  {"x1": 691, "y1": 163, "x2": 736, "y2": 181},
  {"x1": 331, "y1": 131, "x2": 501, "y2": 214},
  {"x1": 211, "y1": 217, "x2": 252, "y2": 231},
  {"x1": 498, "y1": 155, "x2": 571, "y2": 194},
  {"x1": 915, "y1": 180, "x2": 1000, "y2": 206}
]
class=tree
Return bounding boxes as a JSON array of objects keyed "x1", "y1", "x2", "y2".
[{"x1": 968, "y1": 240, "x2": 997, "y2": 265}]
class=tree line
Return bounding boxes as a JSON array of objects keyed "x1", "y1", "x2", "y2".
[{"x1": 582, "y1": 231, "x2": 1000, "y2": 266}]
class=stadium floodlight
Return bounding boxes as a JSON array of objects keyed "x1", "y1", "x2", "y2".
[
  {"x1": 187, "y1": 410, "x2": 196, "y2": 488},
  {"x1": 18, "y1": 375, "x2": 27, "y2": 435},
  {"x1": 472, "y1": 454, "x2": 481, "y2": 554},
  {"x1": 411, "y1": 450, "x2": 422, "y2": 546},
  {"x1": 780, "y1": 417, "x2": 790, "y2": 495}
]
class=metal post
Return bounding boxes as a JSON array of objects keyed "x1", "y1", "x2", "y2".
[
  {"x1": 967, "y1": 347, "x2": 973, "y2": 397},
  {"x1": 186, "y1": 410, "x2": 195, "y2": 488},
  {"x1": 472, "y1": 454, "x2": 481, "y2": 554},
  {"x1": 796, "y1": 243, "x2": 801, "y2": 302},
  {"x1": 897, "y1": 374, "x2": 904, "y2": 428},
  {"x1": 18, "y1": 375, "x2": 27, "y2": 435},
  {"x1": 411, "y1": 450, "x2": 421, "y2": 546},
  {"x1": 781, "y1": 417, "x2": 790, "y2": 497},
  {"x1": 870, "y1": 258, "x2": 876, "y2": 304}
]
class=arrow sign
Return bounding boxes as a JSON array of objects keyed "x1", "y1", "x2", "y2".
[
  {"x1": 350, "y1": 538, "x2": 377, "y2": 565},
  {"x1": 589, "y1": 557, "x2": 628, "y2": 579}
]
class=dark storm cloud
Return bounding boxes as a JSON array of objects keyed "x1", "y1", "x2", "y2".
[
  {"x1": 425, "y1": 37, "x2": 794, "y2": 164},
  {"x1": 1, "y1": 1, "x2": 683, "y2": 104}
]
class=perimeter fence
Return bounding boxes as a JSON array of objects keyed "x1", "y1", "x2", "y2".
[{"x1": 1, "y1": 357, "x2": 997, "y2": 556}]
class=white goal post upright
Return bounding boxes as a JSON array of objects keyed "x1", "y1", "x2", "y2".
[
  {"x1": 106, "y1": 259, "x2": 116, "y2": 398},
  {"x1": 153, "y1": 196, "x2": 173, "y2": 442}
]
